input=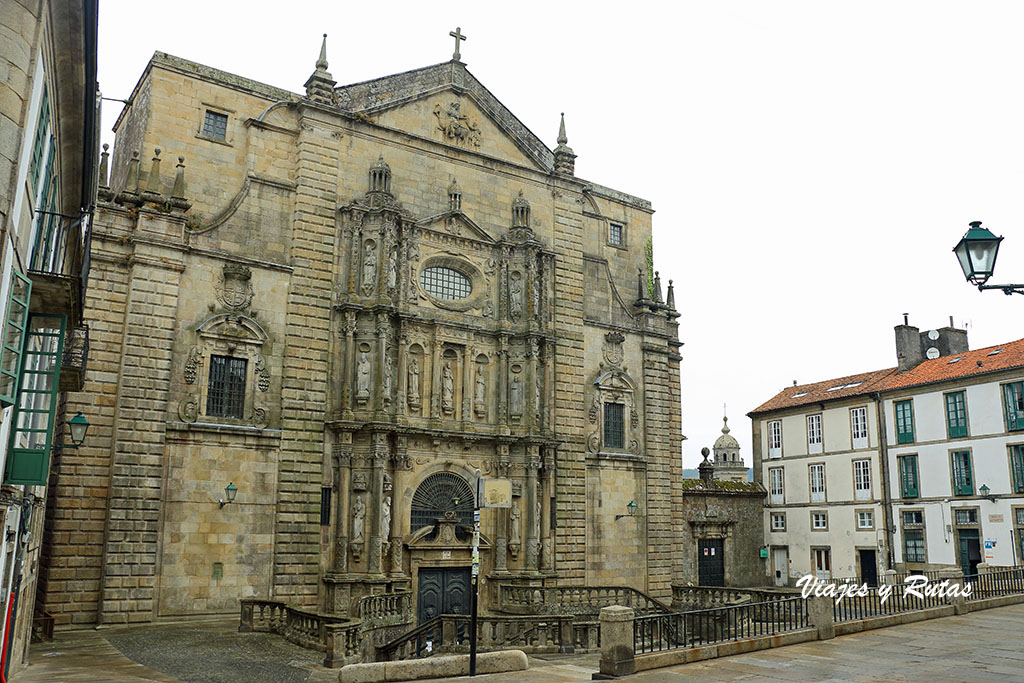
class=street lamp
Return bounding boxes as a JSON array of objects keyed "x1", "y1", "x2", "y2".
[
  {"x1": 979, "y1": 484, "x2": 996, "y2": 503},
  {"x1": 219, "y1": 482, "x2": 238, "y2": 509},
  {"x1": 54, "y1": 412, "x2": 90, "y2": 450},
  {"x1": 953, "y1": 221, "x2": 1024, "y2": 295},
  {"x1": 616, "y1": 500, "x2": 639, "y2": 520}
]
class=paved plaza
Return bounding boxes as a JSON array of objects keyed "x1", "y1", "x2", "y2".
[{"x1": 13, "y1": 604, "x2": 1024, "y2": 682}]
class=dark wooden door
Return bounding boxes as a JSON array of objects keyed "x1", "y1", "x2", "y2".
[
  {"x1": 698, "y1": 539, "x2": 725, "y2": 586},
  {"x1": 416, "y1": 567, "x2": 471, "y2": 623},
  {"x1": 859, "y1": 549, "x2": 878, "y2": 587},
  {"x1": 958, "y1": 530, "x2": 981, "y2": 577}
]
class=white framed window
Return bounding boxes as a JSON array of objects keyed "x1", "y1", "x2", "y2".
[
  {"x1": 768, "y1": 467, "x2": 784, "y2": 505},
  {"x1": 809, "y1": 463, "x2": 826, "y2": 503},
  {"x1": 812, "y1": 511, "x2": 828, "y2": 530},
  {"x1": 857, "y1": 510, "x2": 874, "y2": 529},
  {"x1": 807, "y1": 414, "x2": 823, "y2": 454},
  {"x1": 768, "y1": 420, "x2": 782, "y2": 459},
  {"x1": 851, "y1": 406, "x2": 868, "y2": 449},
  {"x1": 813, "y1": 547, "x2": 831, "y2": 579},
  {"x1": 854, "y1": 459, "x2": 872, "y2": 501},
  {"x1": 771, "y1": 512, "x2": 786, "y2": 531}
]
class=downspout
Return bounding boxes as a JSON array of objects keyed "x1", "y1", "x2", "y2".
[{"x1": 873, "y1": 392, "x2": 895, "y2": 570}]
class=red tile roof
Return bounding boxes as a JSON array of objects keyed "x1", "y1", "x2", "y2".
[
  {"x1": 748, "y1": 367, "x2": 897, "y2": 415},
  {"x1": 881, "y1": 337, "x2": 1024, "y2": 391},
  {"x1": 748, "y1": 337, "x2": 1024, "y2": 416}
]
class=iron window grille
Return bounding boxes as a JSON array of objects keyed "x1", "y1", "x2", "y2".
[
  {"x1": 420, "y1": 266, "x2": 472, "y2": 300},
  {"x1": 203, "y1": 110, "x2": 228, "y2": 140},
  {"x1": 904, "y1": 529, "x2": 926, "y2": 563},
  {"x1": 410, "y1": 472, "x2": 474, "y2": 540},
  {"x1": 954, "y1": 508, "x2": 978, "y2": 526},
  {"x1": 609, "y1": 223, "x2": 623, "y2": 246},
  {"x1": 603, "y1": 402, "x2": 625, "y2": 449},
  {"x1": 207, "y1": 355, "x2": 247, "y2": 419}
]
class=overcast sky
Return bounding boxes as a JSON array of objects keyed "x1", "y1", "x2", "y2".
[{"x1": 98, "y1": 1, "x2": 1024, "y2": 468}]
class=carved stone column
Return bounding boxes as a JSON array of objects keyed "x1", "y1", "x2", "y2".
[
  {"x1": 540, "y1": 447, "x2": 554, "y2": 571},
  {"x1": 525, "y1": 448, "x2": 541, "y2": 572},
  {"x1": 390, "y1": 436, "x2": 409, "y2": 577},
  {"x1": 462, "y1": 345, "x2": 473, "y2": 424},
  {"x1": 431, "y1": 334, "x2": 442, "y2": 418},
  {"x1": 332, "y1": 437, "x2": 353, "y2": 573},
  {"x1": 544, "y1": 340, "x2": 555, "y2": 434},
  {"x1": 527, "y1": 338, "x2": 539, "y2": 432},
  {"x1": 342, "y1": 311, "x2": 356, "y2": 420},
  {"x1": 397, "y1": 323, "x2": 408, "y2": 417},
  {"x1": 376, "y1": 313, "x2": 389, "y2": 414},
  {"x1": 498, "y1": 337, "x2": 509, "y2": 427},
  {"x1": 369, "y1": 432, "x2": 388, "y2": 575},
  {"x1": 493, "y1": 449, "x2": 511, "y2": 573}
]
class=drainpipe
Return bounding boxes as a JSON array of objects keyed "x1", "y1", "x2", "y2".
[{"x1": 873, "y1": 392, "x2": 895, "y2": 570}]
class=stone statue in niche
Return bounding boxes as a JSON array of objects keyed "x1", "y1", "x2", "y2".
[
  {"x1": 387, "y1": 247, "x2": 397, "y2": 291},
  {"x1": 357, "y1": 351, "x2": 371, "y2": 400},
  {"x1": 407, "y1": 356, "x2": 421, "y2": 408},
  {"x1": 509, "y1": 274, "x2": 523, "y2": 320},
  {"x1": 510, "y1": 503, "x2": 521, "y2": 545},
  {"x1": 441, "y1": 361, "x2": 455, "y2": 413},
  {"x1": 536, "y1": 499, "x2": 542, "y2": 539},
  {"x1": 510, "y1": 374, "x2": 523, "y2": 416},
  {"x1": 362, "y1": 241, "x2": 376, "y2": 295},
  {"x1": 352, "y1": 495, "x2": 366, "y2": 542},
  {"x1": 474, "y1": 365, "x2": 486, "y2": 415},
  {"x1": 383, "y1": 353, "x2": 393, "y2": 400},
  {"x1": 534, "y1": 377, "x2": 541, "y2": 418},
  {"x1": 381, "y1": 495, "x2": 391, "y2": 543}
]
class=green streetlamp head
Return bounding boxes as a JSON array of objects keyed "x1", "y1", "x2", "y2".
[
  {"x1": 979, "y1": 483, "x2": 990, "y2": 497},
  {"x1": 954, "y1": 221, "x2": 1003, "y2": 286},
  {"x1": 225, "y1": 482, "x2": 238, "y2": 503},
  {"x1": 68, "y1": 412, "x2": 90, "y2": 445}
]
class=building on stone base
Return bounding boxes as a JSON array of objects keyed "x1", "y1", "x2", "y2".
[{"x1": 38, "y1": 34, "x2": 686, "y2": 630}]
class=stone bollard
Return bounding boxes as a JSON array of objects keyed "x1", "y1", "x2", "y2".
[
  {"x1": 976, "y1": 562, "x2": 991, "y2": 575},
  {"x1": 936, "y1": 567, "x2": 967, "y2": 615},
  {"x1": 238, "y1": 599, "x2": 254, "y2": 632},
  {"x1": 806, "y1": 595, "x2": 835, "y2": 640},
  {"x1": 882, "y1": 569, "x2": 897, "y2": 587},
  {"x1": 598, "y1": 606, "x2": 636, "y2": 678}
]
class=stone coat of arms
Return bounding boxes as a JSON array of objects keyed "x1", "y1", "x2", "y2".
[
  {"x1": 434, "y1": 100, "x2": 481, "y2": 147},
  {"x1": 217, "y1": 263, "x2": 254, "y2": 311}
]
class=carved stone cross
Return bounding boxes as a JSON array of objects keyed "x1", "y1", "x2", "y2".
[{"x1": 450, "y1": 27, "x2": 467, "y2": 61}]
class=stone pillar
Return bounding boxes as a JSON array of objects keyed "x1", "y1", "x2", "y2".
[
  {"x1": 431, "y1": 335, "x2": 442, "y2": 418},
  {"x1": 598, "y1": 606, "x2": 635, "y2": 677},
  {"x1": 527, "y1": 338, "x2": 539, "y2": 431},
  {"x1": 332, "y1": 440, "x2": 353, "y2": 573},
  {"x1": 540, "y1": 447, "x2": 554, "y2": 572},
  {"x1": 807, "y1": 595, "x2": 835, "y2": 640},
  {"x1": 937, "y1": 567, "x2": 967, "y2": 615},
  {"x1": 498, "y1": 337, "x2": 509, "y2": 427},
  {"x1": 494, "y1": 449, "x2": 510, "y2": 573},
  {"x1": 390, "y1": 437, "x2": 408, "y2": 577},
  {"x1": 882, "y1": 569, "x2": 897, "y2": 586},
  {"x1": 525, "y1": 449, "x2": 540, "y2": 572},
  {"x1": 462, "y1": 345, "x2": 473, "y2": 424},
  {"x1": 342, "y1": 311, "x2": 356, "y2": 420},
  {"x1": 369, "y1": 432, "x2": 388, "y2": 575},
  {"x1": 397, "y1": 325, "x2": 408, "y2": 418},
  {"x1": 376, "y1": 313, "x2": 389, "y2": 414}
]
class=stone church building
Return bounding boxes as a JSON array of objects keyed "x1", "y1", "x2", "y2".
[{"x1": 39, "y1": 34, "x2": 684, "y2": 627}]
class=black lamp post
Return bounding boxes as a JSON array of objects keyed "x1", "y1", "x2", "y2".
[{"x1": 953, "y1": 221, "x2": 1024, "y2": 295}]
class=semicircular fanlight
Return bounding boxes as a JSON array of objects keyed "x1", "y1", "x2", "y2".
[{"x1": 410, "y1": 472, "x2": 475, "y2": 532}]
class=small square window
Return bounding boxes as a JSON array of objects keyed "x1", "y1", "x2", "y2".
[
  {"x1": 857, "y1": 511, "x2": 873, "y2": 529},
  {"x1": 811, "y1": 511, "x2": 828, "y2": 530},
  {"x1": 771, "y1": 512, "x2": 786, "y2": 531},
  {"x1": 954, "y1": 508, "x2": 978, "y2": 525},
  {"x1": 609, "y1": 223, "x2": 623, "y2": 246},
  {"x1": 902, "y1": 510, "x2": 923, "y2": 527},
  {"x1": 203, "y1": 110, "x2": 228, "y2": 140}
]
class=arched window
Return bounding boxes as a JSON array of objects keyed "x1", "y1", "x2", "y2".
[{"x1": 410, "y1": 472, "x2": 474, "y2": 539}]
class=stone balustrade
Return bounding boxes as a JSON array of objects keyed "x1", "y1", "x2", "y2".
[
  {"x1": 498, "y1": 584, "x2": 671, "y2": 616},
  {"x1": 670, "y1": 585, "x2": 795, "y2": 610}
]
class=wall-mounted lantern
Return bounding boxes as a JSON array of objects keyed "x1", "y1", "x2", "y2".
[
  {"x1": 219, "y1": 482, "x2": 238, "y2": 509},
  {"x1": 616, "y1": 500, "x2": 639, "y2": 520},
  {"x1": 979, "y1": 483, "x2": 996, "y2": 503},
  {"x1": 54, "y1": 412, "x2": 90, "y2": 451}
]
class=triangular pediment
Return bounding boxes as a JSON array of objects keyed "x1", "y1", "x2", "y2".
[
  {"x1": 416, "y1": 211, "x2": 496, "y2": 243},
  {"x1": 335, "y1": 63, "x2": 555, "y2": 172}
]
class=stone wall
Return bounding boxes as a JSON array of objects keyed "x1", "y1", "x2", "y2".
[{"x1": 679, "y1": 480, "x2": 768, "y2": 588}]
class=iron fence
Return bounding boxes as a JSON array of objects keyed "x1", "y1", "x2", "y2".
[
  {"x1": 833, "y1": 586, "x2": 945, "y2": 623},
  {"x1": 964, "y1": 567, "x2": 1024, "y2": 601}
]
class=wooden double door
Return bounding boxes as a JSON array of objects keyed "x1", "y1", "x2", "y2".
[
  {"x1": 416, "y1": 567, "x2": 471, "y2": 623},
  {"x1": 698, "y1": 538, "x2": 725, "y2": 586}
]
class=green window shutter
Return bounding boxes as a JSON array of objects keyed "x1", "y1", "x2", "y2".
[
  {"x1": 4, "y1": 314, "x2": 65, "y2": 486},
  {"x1": 896, "y1": 400, "x2": 915, "y2": 444},
  {"x1": 951, "y1": 451, "x2": 973, "y2": 496},
  {"x1": 29, "y1": 87, "x2": 50, "y2": 195},
  {"x1": 900, "y1": 456, "x2": 919, "y2": 498},
  {"x1": 946, "y1": 392, "x2": 967, "y2": 438},
  {"x1": 0, "y1": 271, "x2": 32, "y2": 405},
  {"x1": 1004, "y1": 383, "x2": 1024, "y2": 432},
  {"x1": 1011, "y1": 446, "x2": 1024, "y2": 494}
]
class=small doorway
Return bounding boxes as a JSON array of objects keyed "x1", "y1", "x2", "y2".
[
  {"x1": 772, "y1": 547, "x2": 789, "y2": 587},
  {"x1": 957, "y1": 529, "x2": 982, "y2": 577},
  {"x1": 698, "y1": 538, "x2": 725, "y2": 586},
  {"x1": 812, "y1": 547, "x2": 831, "y2": 580},
  {"x1": 859, "y1": 549, "x2": 878, "y2": 587},
  {"x1": 416, "y1": 567, "x2": 471, "y2": 623}
]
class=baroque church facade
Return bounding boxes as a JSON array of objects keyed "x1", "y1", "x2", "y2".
[{"x1": 39, "y1": 35, "x2": 684, "y2": 626}]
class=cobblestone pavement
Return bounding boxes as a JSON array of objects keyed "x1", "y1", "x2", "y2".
[{"x1": 13, "y1": 604, "x2": 1024, "y2": 682}]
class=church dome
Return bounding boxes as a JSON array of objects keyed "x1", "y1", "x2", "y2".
[{"x1": 713, "y1": 416, "x2": 740, "y2": 450}]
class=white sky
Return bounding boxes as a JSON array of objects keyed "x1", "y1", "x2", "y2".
[{"x1": 99, "y1": 1, "x2": 1024, "y2": 468}]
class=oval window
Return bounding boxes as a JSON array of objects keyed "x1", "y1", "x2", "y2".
[{"x1": 420, "y1": 266, "x2": 472, "y2": 300}]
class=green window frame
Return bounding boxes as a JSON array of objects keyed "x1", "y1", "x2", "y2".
[
  {"x1": 1004, "y1": 382, "x2": 1024, "y2": 432},
  {"x1": 903, "y1": 529, "x2": 926, "y2": 563},
  {"x1": 898, "y1": 454, "x2": 919, "y2": 498},
  {"x1": 28, "y1": 86, "x2": 50, "y2": 195},
  {"x1": 895, "y1": 399, "x2": 915, "y2": 444},
  {"x1": 945, "y1": 391, "x2": 968, "y2": 438},
  {"x1": 1011, "y1": 445, "x2": 1024, "y2": 494},
  {"x1": 4, "y1": 314, "x2": 66, "y2": 486},
  {"x1": 0, "y1": 271, "x2": 32, "y2": 405},
  {"x1": 951, "y1": 449, "x2": 974, "y2": 496}
]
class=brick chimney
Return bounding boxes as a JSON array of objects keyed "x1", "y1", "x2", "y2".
[{"x1": 895, "y1": 316, "x2": 969, "y2": 372}]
